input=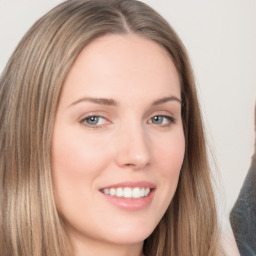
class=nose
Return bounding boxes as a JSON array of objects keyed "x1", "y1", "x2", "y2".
[{"x1": 114, "y1": 122, "x2": 150, "y2": 170}]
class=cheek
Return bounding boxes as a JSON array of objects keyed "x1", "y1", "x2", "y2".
[
  {"x1": 51, "y1": 127, "x2": 112, "y2": 210},
  {"x1": 52, "y1": 128, "x2": 109, "y2": 178},
  {"x1": 148, "y1": 130, "x2": 185, "y2": 223},
  {"x1": 51, "y1": 130, "x2": 113, "y2": 228},
  {"x1": 155, "y1": 131, "x2": 185, "y2": 178},
  {"x1": 153, "y1": 130, "x2": 185, "y2": 202}
]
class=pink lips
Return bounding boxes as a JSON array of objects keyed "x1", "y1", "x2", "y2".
[{"x1": 99, "y1": 181, "x2": 156, "y2": 210}]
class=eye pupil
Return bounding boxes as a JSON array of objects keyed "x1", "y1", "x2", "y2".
[
  {"x1": 152, "y1": 116, "x2": 163, "y2": 124},
  {"x1": 87, "y1": 116, "x2": 99, "y2": 125}
]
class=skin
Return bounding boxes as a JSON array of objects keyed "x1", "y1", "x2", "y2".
[{"x1": 52, "y1": 33, "x2": 185, "y2": 256}]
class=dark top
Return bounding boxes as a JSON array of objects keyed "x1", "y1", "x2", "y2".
[{"x1": 230, "y1": 154, "x2": 256, "y2": 256}]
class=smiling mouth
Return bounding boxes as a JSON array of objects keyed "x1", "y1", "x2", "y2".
[{"x1": 101, "y1": 187, "x2": 151, "y2": 199}]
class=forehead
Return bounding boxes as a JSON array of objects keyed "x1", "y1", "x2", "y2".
[{"x1": 60, "y1": 33, "x2": 181, "y2": 106}]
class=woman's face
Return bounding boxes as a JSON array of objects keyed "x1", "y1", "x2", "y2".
[{"x1": 52, "y1": 34, "x2": 185, "y2": 253}]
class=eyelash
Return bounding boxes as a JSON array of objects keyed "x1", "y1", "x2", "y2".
[{"x1": 80, "y1": 114, "x2": 176, "y2": 128}]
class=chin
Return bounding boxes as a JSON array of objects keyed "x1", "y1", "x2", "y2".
[{"x1": 102, "y1": 223, "x2": 155, "y2": 245}]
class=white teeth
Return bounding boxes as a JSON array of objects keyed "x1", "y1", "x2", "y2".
[
  {"x1": 104, "y1": 188, "x2": 110, "y2": 195},
  {"x1": 102, "y1": 187, "x2": 151, "y2": 198},
  {"x1": 133, "y1": 187, "x2": 141, "y2": 198},
  {"x1": 140, "y1": 188, "x2": 145, "y2": 197},
  {"x1": 123, "y1": 187, "x2": 132, "y2": 198},
  {"x1": 116, "y1": 187, "x2": 123, "y2": 197},
  {"x1": 109, "y1": 188, "x2": 115, "y2": 196}
]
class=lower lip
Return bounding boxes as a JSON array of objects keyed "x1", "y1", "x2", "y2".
[{"x1": 100, "y1": 190, "x2": 155, "y2": 210}]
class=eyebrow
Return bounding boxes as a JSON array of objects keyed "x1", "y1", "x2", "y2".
[
  {"x1": 152, "y1": 96, "x2": 181, "y2": 105},
  {"x1": 68, "y1": 95, "x2": 181, "y2": 108},
  {"x1": 69, "y1": 97, "x2": 118, "y2": 107}
]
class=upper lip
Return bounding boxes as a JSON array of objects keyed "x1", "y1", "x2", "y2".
[{"x1": 99, "y1": 181, "x2": 156, "y2": 190}]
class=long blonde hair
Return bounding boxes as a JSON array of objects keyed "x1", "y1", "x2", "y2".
[{"x1": 0, "y1": 0, "x2": 221, "y2": 255}]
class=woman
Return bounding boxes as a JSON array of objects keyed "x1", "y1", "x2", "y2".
[{"x1": 0, "y1": 0, "x2": 223, "y2": 255}]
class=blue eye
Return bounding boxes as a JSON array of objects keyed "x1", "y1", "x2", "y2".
[
  {"x1": 151, "y1": 116, "x2": 164, "y2": 124},
  {"x1": 81, "y1": 116, "x2": 107, "y2": 127},
  {"x1": 149, "y1": 115, "x2": 175, "y2": 126}
]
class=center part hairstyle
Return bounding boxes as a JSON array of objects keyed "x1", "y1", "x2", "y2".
[{"x1": 0, "y1": 0, "x2": 221, "y2": 255}]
